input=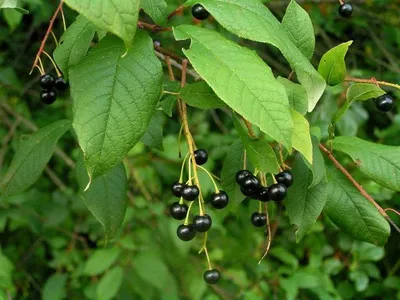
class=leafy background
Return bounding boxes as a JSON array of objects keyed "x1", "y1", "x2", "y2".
[{"x1": 0, "y1": 0, "x2": 400, "y2": 299}]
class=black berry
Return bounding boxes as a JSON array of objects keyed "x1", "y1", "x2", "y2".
[
  {"x1": 240, "y1": 185, "x2": 258, "y2": 199},
  {"x1": 171, "y1": 181, "x2": 184, "y2": 197},
  {"x1": 193, "y1": 214, "x2": 212, "y2": 232},
  {"x1": 169, "y1": 202, "x2": 188, "y2": 220},
  {"x1": 40, "y1": 89, "x2": 57, "y2": 104},
  {"x1": 275, "y1": 170, "x2": 294, "y2": 187},
  {"x1": 251, "y1": 212, "x2": 267, "y2": 227},
  {"x1": 375, "y1": 94, "x2": 394, "y2": 112},
  {"x1": 192, "y1": 4, "x2": 210, "y2": 20},
  {"x1": 240, "y1": 176, "x2": 260, "y2": 198},
  {"x1": 235, "y1": 170, "x2": 251, "y2": 185},
  {"x1": 268, "y1": 183, "x2": 287, "y2": 202},
  {"x1": 39, "y1": 74, "x2": 55, "y2": 89},
  {"x1": 210, "y1": 191, "x2": 229, "y2": 209},
  {"x1": 203, "y1": 269, "x2": 221, "y2": 284},
  {"x1": 194, "y1": 149, "x2": 208, "y2": 165},
  {"x1": 181, "y1": 185, "x2": 199, "y2": 201},
  {"x1": 257, "y1": 187, "x2": 270, "y2": 202},
  {"x1": 54, "y1": 76, "x2": 69, "y2": 91},
  {"x1": 338, "y1": 3, "x2": 353, "y2": 18},
  {"x1": 177, "y1": 224, "x2": 196, "y2": 241}
]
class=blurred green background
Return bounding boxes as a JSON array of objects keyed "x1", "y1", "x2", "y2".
[{"x1": 0, "y1": 0, "x2": 400, "y2": 299}]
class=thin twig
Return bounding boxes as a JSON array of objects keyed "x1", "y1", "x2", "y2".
[
  {"x1": 165, "y1": 56, "x2": 175, "y2": 81},
  {"x1": 258, "y1": 203, "x2": 272, "y2": 264},
  {"x1": 243, "y1": 118, "x2": 256, "y2": 139},
  {"x1": 155, "y1": 51, "x2": 201, "y2": 81},
  {"x1": 168, "y1": 5, "x2": 185, "y2": 19},
  {"x1": 344, "y1": 77, "x2": 400, "y2": 90},
  {"x1": 44, "y1": 166, "x2": 68, "y2": 192},
  {"x1": 137, "y1": 21, "x2": 171, "y2": 32}
]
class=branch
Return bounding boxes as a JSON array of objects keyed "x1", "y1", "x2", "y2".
[
  {"x1": 344, "y1": 77, "x2": 400, "y2": 91},
  {"x1": 137, "y1": 21, "x2": 171, "y2": 32},
  {"x1": 155, "y1": 50, "x2": 201, "y2": 81}
]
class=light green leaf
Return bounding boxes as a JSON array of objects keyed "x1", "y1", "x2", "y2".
[
  {"x1": 70, "y1": 32, "x2": 162, "y2": 179},
  {"x1": 141, "y1": 112, "x2": 164, "y2": 151},
  {"x1": 347, "y1": 83, "x2": 386, "y2": 102},
  {"x1": 181, "y1": 81, "x2": 225, "y2": 109},
  {"x1": 301, "y1": 136, "x2": 326, "y2": 188},
  {"x1": 76, "y1": 155, "x2": 127, "y2": 241},
  {"x1": 53, "y1": 15, "x2": 96, "y2": 79},
  {"x1": 324, "y1": 165, "x2": 390, "y2": 246},
  {"x1": 0, "y1": 0, "x2": 28, "y2": 13},
  {"x1": 286, "y1": 155, "x2": 327, "y2": 242},
  {"x1": 0, "y1": 251, "x2": 14, "y2": 289},
  {"x1": 281, "y1": 0, "x2": 315, "y2": 60},
  {"x1": 233, "y1": 115, "x2": 280, "y2": 174},
  {"x1": 334, "y1": 136, "x2": 400, "y2": 191},
  {"x1": 221, "y1": 139, "x2": 245, "y2": 200},
  {"x1": 3, "y1": 8, "x2": 23, "y2": 31},
  {"x1": 63, "y1": 0, "x2": 140, "y2": 50},
  {"x1": 42, "y1": 274, "x2": 68, "y2": 300},
  {"x1": 318, "y1": 41, "x2": 353, "y2": 86},
  {"x1": 141, "y1": 0, "x2": 168, "y2": 25},
  {"x1": 184, "y1": 0, "x2": 326, "y2": 112},
  {"x1": 174, "y1": 25, "x2": 292, "y2": 149},
  {"x1": 83, "y1": 247, "x2": 121, "y2": 276},
  {"x1": 97, "y1": 267, "x2": 124, "y2": 300},
  {"x1": 278, "y1": 77, "x2": 308, "y2": 115},
  {"x1": 290, "y1": 108, "x2": 312, "y2": 164},
  {"x1": 1, "y1": 120, "x2": 71, "y2": 196}
]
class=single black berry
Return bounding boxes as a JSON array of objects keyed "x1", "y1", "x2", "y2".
[
  {"x1": 210, "y1": 191, "x2": 229, "y2": 209},
  {"x1": 40, "y1": 89, "x2": 57, "y2": 104},
  {"x1": 268, "y1": 183, "x2": 287, "y2": 202},
  {"x1": 194, "y1": 149, "x2": 208, "y2": 165},
  {"x1": 171, "y1": 181, "x2": 184, "y2": 197},
  {"x1": 251, "y1": 212, "x2": 267, "y2": 227},
  {"x1": 257, "y1": 187, "x2": 270, "y2": 202},
  {"x1": 375, "y1": 94, "x2": 394, "y2": 112},
  {"x1": 169, "y1": 202, "x2": 188, "y2": 220},
  {"x1": 240, "y1": 176, "x2": 260, "y2": 198},
  {"x1": 275, "y1": 170, "x2": 294, "y2": 187},
  {"x1": 338, "y1": 3, "x2": 353, "y2": 18},
  {"x1": 181, "y1": 185, "x2": 199, "y2": 201},
  {"x1": 193, "y1": 214, "x2": 212, "y2": 232},
  {"x1": 54, "y1": 76, "x2": 69, "y2": 91},
  {"x1": 235, "y1": 170, "x2": 252, "y2": 185},
  {"x1": 203, "y1": 269, "x2": 221, "y2": 284},
  {"x1": 192, "y1": 4, "x2": 210, "y2": 20},
  {"x1": 177, "y1": 224, "x2": 196, "y2": 241},
  {"x1": 240, "y1": 185, "x2": 258, "y2": 199},
  {"x1": 39, "y1": 74, "x2": 55, "y2": 89}
]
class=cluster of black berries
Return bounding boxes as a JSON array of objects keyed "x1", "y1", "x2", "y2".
[
  {"x1": 374, "y1": 94, "x2": 395, "y2": 112},
  {"x1": 39, "y1": 74, "x2": 68, "y2": 104},
  {"x1": 236, "y1": 170, "x2": 293, "y2": 227},
  {"x1": 338, "y1": 3, "x2": 353, "y2": 18},
  {"x1": 192, "y1": 4, "x2": 210, "y2": 20}
]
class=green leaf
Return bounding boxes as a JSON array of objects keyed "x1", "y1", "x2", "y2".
[
  {"x1": 333, "y1": 136, "x2": 400, "y2": 191},
  {"x1": 0, "y1": 251, "x2": 14, "y2": 289},
  {"x1": 281, "y1": 0, "x2": 315, "y2": 60},
  {"x1": 347, "y1": 83, "x2": 386, "y2": 102},
  {"x1": 269, "y1": 247, "x2": 298, "y2": 269},
  {"x1": 42, "y1": 274, "x2": 68, "y2": 300},
  {"x1": 96, "y1": 267, "x2": 124, "y2": 300},
  {"x1": 286, "y1": 155, "x2": 327, "y2": 242},
  {"x1": 63, "y1": 0, "x2": 140, "y2": 50},
  {"x1": 3, "y1": 8, "x2": 23, "y2": 31},
  {"x1": 76, "y1": 155, "x2": 127, "y2": 241},
  {"x1": 141, "y1": 111, "x2": 164, "y2": 151},
  {"x1": 141, "y1": 0, "x2": 168, "y2": 26},
  {"x1": 1, "y1": 120, "x2": 71, "y2": 196},
  {"x1": 301, "y1": 136, "x2": 326, "y2": 188},
  {"x1": 221, "y1": 139, "x2": 245, "y2": 199},
  {"x1": 290, "y1": 108, "x2": 312, "y2": 164},
  {"x1": 278, "y1": 77, "x2": 308, "y2": 115},
  {"x1": 160, "y1": 80, "x2": 180, "y2": 117},
  {"x1": 83, "y1": 247, "x2": 121, "y2": 276},
  {"x1": 318, "y1": 41, "x2": 352, "y2": 86},
  {"x1": 53, "y1": 16, "x2": 96, "y2": 79},
  {"x1": 233, "y1": 115, "x2": 280, "y2": 174},
  {"x1": 324, "y1": 165, "x2": 390, "y2": 246},
  {"x1": 180, "y1": 81, "x2": 225, "y2": 109},
  {"x1": 70, "y1": 32, "x2": 162, "y2": 179},
  {"x1": 184, "y1": 0, "x2": 326, "y2": 112},
  {"x1": 0, "y1": 0, "x2": 28, "y2": 13},
  {"x1": 174, "y1": 25, "x2": 292, "y2": 149}
]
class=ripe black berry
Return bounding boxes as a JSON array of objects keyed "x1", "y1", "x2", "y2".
[
  {"x1": 40, "y1": 89, "x2": 57, "y2": 104},
  {"x1": 169, "y1": 202, "x2": 188, "y2": 220},
  {"x1": 193, "y1": 214, "x2": 212, "y2": 232},
  {"x1": 240, "y1": 185, "x2": 258, "y2": 199},
  {"x1": 375, "y1": 94, "x2": 394, "y2": 112},
  {"x1": 192, "y1": 4, "x2": 210, "y2": 20},
  {"x1": 257, "y1": 187, "x2": 270, "y2": 202},
  {"x1": 338, "y1": 3, "x2": 353, "y2": 18},
  {"x1": 194, "y1": 149, "x2": 208, "y2": 165},
  {"x1": 210, "y1": 191, "x2": 229, "y2": 209},
  {"x1": 177, "y1": 224, "x2": 196, "y2": 241},
  {"x1": 251, "y1": 212, "x2": 267, "y2": 227},
  {"x1": 240, "y1": 176, "x2": 260, "y2": 198},
  {"x1": 171, "y1": 181, "x2": 184, "y2": 197},
  {"x1": 203, "y1": 269, "x2": 221, "y2": 284},
  {"x1": 268, "y1": 183, "x2": 287, "y2": 202},
  {"x1": 39, "y1": 74, "x2": 55, "y2": 89},
  {"x1": 54, "y1": 76, "x2": 69, "y2": 91},
  {"x1": 235, "y1": 170, "x2": 251, "y2": 185},
  {"x1": 181, "y1": 185, "x2": 199, "y2": 201},
  {"x1": 275, "y1": 170, "x2": 294, "y2": 187}
]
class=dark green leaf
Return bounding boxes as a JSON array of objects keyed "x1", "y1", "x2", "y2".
[
  {"x1": 83, "y1": 247, "x2": 121, "y2": 276},
  {"x1": 141, "y1": 112, "x2": 164, "y2": 151},
  {"x1": 301, "y1": 136, "x2": 326, "y2": 188},
  {"x1": 278, "y1": 77, "x2": 308, "y2": 115},
  {"x1": 181, "y1": 81, "x2": 225, "y2": 109},
  {"x1": 221, "y1": 139, "x2": 244, "y2": 200},
  {"x1": 141, "y1": 0, "x2": 168, "y2": 25},
  {"x1": 42, "y1": 274, "x2": 68, "y2": 300}
]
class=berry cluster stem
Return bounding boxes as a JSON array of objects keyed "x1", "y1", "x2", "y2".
[
  {"x1": 258, "y1": 203, "x2": 272, "y2": 264},
  {"x1": 199, "y1": 232, "x2": 212, "y2": 270},
  {"x1": 344, "y1": 76, "x2": 400, "y2": 91}
]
